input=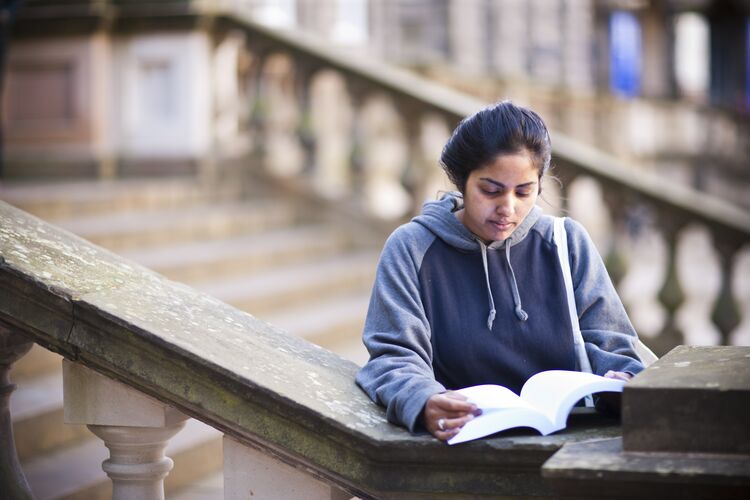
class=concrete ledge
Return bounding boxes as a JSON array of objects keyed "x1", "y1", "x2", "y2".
[
  {"x1": 623, "y1": 345, "x2": 750, "y2": 454},
  {"x1": 542, "y1": 437, "x2": 750, "y2": 500}
]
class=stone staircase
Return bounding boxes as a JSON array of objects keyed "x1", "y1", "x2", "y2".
[{"x1": 1, "y1": 176, "x2": 381, "y2": 499}]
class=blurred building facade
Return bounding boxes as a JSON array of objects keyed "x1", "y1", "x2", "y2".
[{"x1": 3, "y1": 0, "x2": 749, "y2": 209}]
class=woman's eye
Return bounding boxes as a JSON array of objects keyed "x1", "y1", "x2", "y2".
[
  {"x1": 481, "y1": 189, "x2": 500, "y2": 196},
  {"x1": 516, "y1": 191, "x2": 531, "y2": 198}
]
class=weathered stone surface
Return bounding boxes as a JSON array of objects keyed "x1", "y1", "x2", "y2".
[
  {"x1": 542, "y1": 437, "x2": 750, "y2": 499},
  {"x1": 622, "y1": 345, "x2": 750, "y2": 454},
  {"x1": 0, "y1": 200, "x2": 625, "y2": 498}
]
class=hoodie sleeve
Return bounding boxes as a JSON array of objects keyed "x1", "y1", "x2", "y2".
[
  {"x1": 355, "y1": 225, "x2": 446, "y2": 432},
  {"x1": 565, "y1": 218, "x2": 645, "y2": 376}
]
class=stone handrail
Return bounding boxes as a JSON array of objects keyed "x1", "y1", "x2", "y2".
[{"x1": 0, "y1": 201, "x2": 623, "y2": 498}]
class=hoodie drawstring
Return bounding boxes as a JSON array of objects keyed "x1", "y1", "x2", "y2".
[
  {"x1": 479, "y1": 240, "x2": 529, "y2": 330},
  {"x1": 505, "y1": 243, "x2": 529, "y2": 322},
  {"x1": 479, "y1": 241, "x2": 497, "y2": 330}
]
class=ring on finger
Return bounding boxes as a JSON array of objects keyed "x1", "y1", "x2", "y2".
[{"x1": 438, "y1": 418, "x2": 446, "y2": 431}]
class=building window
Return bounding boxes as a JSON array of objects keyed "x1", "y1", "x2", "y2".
[
  {"x1": 609, "y1": 10, "x2": 642, "y2": 98},
  {"x1": 675, "y1": 12, "x2": 709, "y2": 101},
  {"x1": 251, "y1": 0, "x2": 296, "y2": 29},
  {"x1": 332, "y1": 0, "x2": 368, "y2": 45}
]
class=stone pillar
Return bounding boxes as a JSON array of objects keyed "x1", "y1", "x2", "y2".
[
  {"x1": 528, "y1": 0, "x2": 564, "y2": 85},
  {"x1": 224, "y1": 436, "x2": 351, "y2": 500},
  {"x1": 492, "y1": 0, "x2": 528, "y2": 79},
  {"x1": 63, "y1": 360, "x2": 188, "y2": 500},
  {"x1": 640, "y1": 4, "x2": 675, "y2": 98},
  {"x1": 562, "y1": 0, "x2": 595, "y2": 92},
  {"x1": 0, "y1": 325, "x2": 34, "y2": 500},
  {"x1": 448, "y1": 0, "x2": 488, "y2": 75}
]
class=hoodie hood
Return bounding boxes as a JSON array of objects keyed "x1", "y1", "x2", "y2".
[
  {"x1": 413, "y1": 192, "x2": 542, "y2": 328},
  {"x1": 412, "y1": 192, "x2": 543, "y2": 251}
]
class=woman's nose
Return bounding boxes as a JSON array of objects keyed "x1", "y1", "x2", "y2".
[{"x1": 496, "y1": 195, "x2": 514, "y2": 216}]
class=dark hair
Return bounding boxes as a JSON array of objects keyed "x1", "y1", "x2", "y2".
[{"x1": 440, "y1": 101, "x2": 552, "y2": 193}]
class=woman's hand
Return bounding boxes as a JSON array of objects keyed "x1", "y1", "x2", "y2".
[
  {"x1": 598, "y1": 371, "x2": 633, "y2": 414},
  {"x1": 603, "y1": 370, "x2": 633, "y2": 381},
  {"x1": 423, "y1": 391, "x2": 480, "y2": 441}
]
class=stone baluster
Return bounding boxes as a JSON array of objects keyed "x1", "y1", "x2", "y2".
[
  {"x1": 62, "y1": 360, "x2": 188, "y2": 500},
  {"x1": 224, "y1": 436, "x2": 351, "y2": 500},
  {"x1": 309, "y1": 70, "x2": 354, "y2": 198},
  {"x1": 397, "y1": 100, "x2": 425, "y2": 216},
  {"x1": 247, "y1": 48, "x2": 271, "y2": 160},
  {"x1": 344, "y1": 79, "x2": 369, "y2": 199},
  {"x1": 655, "y1": 219, "x2": 687, "y2": 355},
  {"x1": 711, "y1": 238, "x2": 742, "y2": 345},
  {"x1": 0, "y1": 324, "x2": 34, "y2": 500},
  {"x1": 292, "y1": 58, "x2": 318, "y2": 176},
  {"x1": 600, "y1": 187, "x2": 631, "y2": 287}
]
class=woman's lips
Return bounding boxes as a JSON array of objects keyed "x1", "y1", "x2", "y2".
[{"x1": 490, "y1": 221, "x2": 514, "y2": 231}]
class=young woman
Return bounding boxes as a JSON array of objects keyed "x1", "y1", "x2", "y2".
[{"x1": 355, "y1": 101, "x2": 644, "y2": 441}]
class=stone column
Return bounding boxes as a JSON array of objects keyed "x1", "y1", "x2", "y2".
[
  {"x1": 63, "y1": 360, "x2": 188, "y2": 500},
  {"x1": 0, "y1": 325, "x2": 34, "y2": 500},
  {"x1": 224, "y1": 436, "x2": 351, "y2": 500},
  {"x1": 640, "y1": 4, "x2": 675, "y2": 98}
]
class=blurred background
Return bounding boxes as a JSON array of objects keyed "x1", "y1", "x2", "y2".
[{"x1": 1, "y1": 1, "x2": 749, "y2": 498}]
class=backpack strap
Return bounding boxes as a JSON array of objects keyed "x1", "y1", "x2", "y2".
[{"x1": 553, "y1": 217, "x2": 594, "y2": 406}]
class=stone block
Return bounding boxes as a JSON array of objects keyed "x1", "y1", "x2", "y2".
[
  {"x1": 542, "y1": 437, "x2": 750, "y2": 499},
  {"x1": 622, "y1": 345, "x2": 750, "y2": 454},
  {"x1": 223, "y1": 436, "x2": 351, "y2": 500},
  {"x1": 63, "y1": 360, "x2": 186, "y2": 427}
]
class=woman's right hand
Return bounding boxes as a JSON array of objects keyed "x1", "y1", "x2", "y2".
[{"x1": 423, "y1": 391, "x2": 480, "y2": 441}]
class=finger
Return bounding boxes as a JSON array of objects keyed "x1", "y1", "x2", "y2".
[
  {"x1": 432, "y1": 394, "x2": 477, "y2": 413},
  {"x1": 604, "y1": 371, "x2": 632, "y2": 381},
  {"x1": 432, "y1": 413, "x2": 475, "y2": 433},
  {"x1": 431, "y1": 414, "x2": 476, "y2": 441},
  {"x1": 434, "y1": 428, "x2": 461, "y2": 442}
]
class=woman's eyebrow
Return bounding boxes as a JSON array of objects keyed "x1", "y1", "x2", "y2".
[{"x1": 479, "y1": 178, "x2": 538, "y2": 189}]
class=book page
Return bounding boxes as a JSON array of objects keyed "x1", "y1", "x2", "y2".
[
  {"x1": 520, "y1": 370, "x2": 626, "y2": 428},
  {"x1": 448, "y1": 407, "x2": 556, "y2": 445},
  {"x1": 455, "y1": 384, "x2": 535, "y2": 411}
]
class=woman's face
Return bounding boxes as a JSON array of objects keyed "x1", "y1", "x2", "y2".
[{"x1": 457, "y1": 151, "x2": 539, "y2": 243}]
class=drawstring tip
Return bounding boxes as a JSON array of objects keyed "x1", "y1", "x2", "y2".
[
  {"x1": 515, "y1": 306, "x2": 529, "y2": 322},
  {"x1": 487, "y1": 309, "x2": 496, "y2": 330}
]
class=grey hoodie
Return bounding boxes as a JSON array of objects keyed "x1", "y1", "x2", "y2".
[{"x1": 356, "y1": 193, "x2": 644, "y2": 432}]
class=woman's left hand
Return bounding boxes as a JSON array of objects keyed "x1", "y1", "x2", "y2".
[{"x1": 603, "y1": 370, "x2": 633, "y2": 381}]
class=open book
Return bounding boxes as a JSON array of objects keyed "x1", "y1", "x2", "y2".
[{"x1": 447, "y1": 370, "x2": 626, "y2": 445}]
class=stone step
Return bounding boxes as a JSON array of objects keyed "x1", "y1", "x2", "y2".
[
  {"x1": 10, "y1": 369, "x2": 90, "y2": 462},
  {"x1": 53, "y1": 199, "x2": 301, "y2": 251},
  {"x1": 0, "y1": 177, "x2": 245, "y2": 221},
  {"x1": 10, "y1": 343, "x2": 63, "y2": 382},
  {"x1": 21, "y1": 417, "x2": 222, "y2": 500},
  {"x1": 198, "y1": 250, "x2": 378, "y2": 316},
  {"x1": 120, "y1": 223, "x2": 353, "y2": 284},
  {"x1": 170, "y1": 471, "x2": 224, "y2": 500}
]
